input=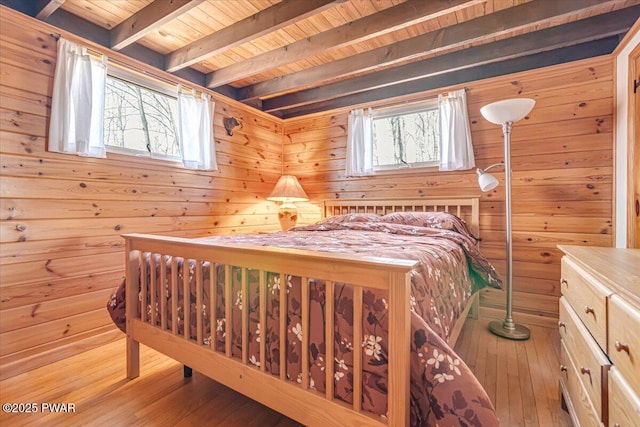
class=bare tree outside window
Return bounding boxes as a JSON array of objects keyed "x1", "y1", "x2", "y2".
[
  {"x1": 373, "y1": 103, "x2": 439, "y2": 169},
  {"x1": 104, "y1": 76, "x2": 180, "y2": 158}
]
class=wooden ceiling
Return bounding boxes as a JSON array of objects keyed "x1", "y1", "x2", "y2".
[{"x1": 3, "y1": 0, "x2": 639, "y2": 118}]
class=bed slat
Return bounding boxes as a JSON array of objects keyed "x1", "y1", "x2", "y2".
[
  {"x1": 149, "y1": 254, "x2": 156, "y2": 327},
  {"x1": 196, "y1": 262, "x2": 203, "y2": 345},
  {"x1": 141, "y1": 253, "x2": 148, "y2": 323},
  {"x1": 279, "y1": 272, "x2": 287, "y2": 381},
  {"x1": 209, "y1": 260, "x2": 216, "y2": 351},
  {"x1": 259, "y1": 272, "x2": 267, "y2": 372},
  {"x1": 241, "y1": 268, "x2": 249, "y2": 364},
  {"x1": 171, "y1": 258, "x2": 178, "y2": 334},
  {"x1": 353, "y1": 285, "x2": 363, "y2": 412},
  {"x1": 301, "y1": 277, "x2": 310, "y2": 390},
  {"x1": 183, "y1": 259, "x2": 190, "y2": 340},
  {"x1": 160, "y1": 255, "x2": 167, "y2": 331},
  {"x1": 224, "y1": 265, "x2": 232, "y2": 358},
  {"x1": 325, "y1": 280, "x2": 334, "y2": 401}
]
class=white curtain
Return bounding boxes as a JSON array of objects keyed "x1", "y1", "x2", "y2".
[
  {"x1": 346, "y1": 108, "x2": 374, "y2": 177},
  {"x1": 438, "y1": 89, "x2": 475, "y2": 171},
  {"x1": 177, "y1": 86, "x2": 217, "y2": 170},
  {"x1": 48, "y1": 38, "x2": 107, "y2": 158}
]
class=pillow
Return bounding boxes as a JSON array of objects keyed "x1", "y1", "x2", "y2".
[
  {"x1": 380, "y1": 211, "x2": 478, "y2": 240},
  {"x1": 317, "y1": 213, "x2": 382, "y2": 225}
]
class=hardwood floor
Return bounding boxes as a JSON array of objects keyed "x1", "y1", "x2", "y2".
[
  {"x1": 0, "y1": 318, "x2": 571, "y2": 426},
  {"x1": 455, "y1": 318, "x2": 572, "y2": 427}
]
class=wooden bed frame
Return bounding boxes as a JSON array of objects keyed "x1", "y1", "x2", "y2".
[{"x1": 124, "y1": 197, "x2": 480, "y2": 426}]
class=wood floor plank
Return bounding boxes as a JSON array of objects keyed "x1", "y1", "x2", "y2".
[
  {"x1": 506, "y1": 337, "x2": 525, "y2": 426},
  {"x1": 525, "y1": 329, "x2": 555, "y2": 427},
  {"x1": 462, "y1": 317, "x2": 480, "y2": 370},
  {"x1": 455, "y1": 318, "x2": 572, "y2": 427},
  {"x1": 484, "y1": 330, "x2": 499, "y2": 409},
  {"x1": 473, "y1": 320, "x2": 489, "y2": 394},
  {"x1": 495, "y1": 336, "x2": 511, "y2": 424},
  {"x1": 0, "y1": 318, "x2": 572, "y2": 426},
  {"x1": 516, "y1": 336, "x2": 539, "y2": 426}
]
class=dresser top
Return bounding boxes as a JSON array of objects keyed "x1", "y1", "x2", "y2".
[{"x1": 558, "y1": 245, "x2": 640, "y2": 306}]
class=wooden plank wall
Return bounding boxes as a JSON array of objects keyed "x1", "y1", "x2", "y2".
[
  {"x1": 283, "y1": 56, "x2": 614, "y2": 322},
  {"x1": 0, "y1": 9, "x2": 283, "y2": 379}
]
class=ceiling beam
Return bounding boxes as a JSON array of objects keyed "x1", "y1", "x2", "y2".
[
  {"x1": 34, "y1": 0, "x2": 64, "y2": 20},
  {"x1": 0, "y1": 0, "x2": 35, "y2": 16},
  {"x1": 279, "y1": 37, "x2": 620, "y2": 118},
  {"x1": 239, "y1": 0, "x2": 620, "y2": 102},
  {"x1": 164, "y1": 0, "x2": 342, "y2": 73},
  {"x1": 43, "y1": 8, "x2": 235, "y2": 94},
  {"x1": 110, "y1": 0, "x2": 203, "y2": 51},
  {"x1": 46, "y1": 8, "x2": 110, "y2": 46},
  {"x1": 262, "y1": 6, "x2": 637, "y2": 113},
  {"x1": 205, "y1": 0, "x2": 483, "y2": 88}
]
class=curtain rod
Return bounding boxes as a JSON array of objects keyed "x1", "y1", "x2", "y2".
[
  {"x1": 372, "y1": 87, "x2": 469, "y2": 113},
  {"x1": 49, "y1": 32, "x2": 201, "y2": 95}
]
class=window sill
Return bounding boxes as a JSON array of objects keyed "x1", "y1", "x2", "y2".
[
  {"x1": 372, "y1": 165, "x2": 440, "y2": 176},
  {"x1": 105, "y1": 150, "x2": 184, "y2": 168}
]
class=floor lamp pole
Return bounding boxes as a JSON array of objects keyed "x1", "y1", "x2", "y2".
[{"x1": 487, "y1": 121, "x2": 531, "y2": 340}]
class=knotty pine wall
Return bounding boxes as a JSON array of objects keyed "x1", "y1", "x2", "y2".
[
  {"x1": 0, "y1": 6, "x2": 616, "y2": 379},
  {"x1": 284, "y1": 56, "x2": 614, "y2": 323},
  {"x1": 0, "y1": 9, "x2": 283, "y2": 379}
]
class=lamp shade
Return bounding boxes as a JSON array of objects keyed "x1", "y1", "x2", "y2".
[
  {"x1": 477, "y1": 169, "x2": 499, "y2": 192},
  {"x1": 266, "y1": 175, "x2": 309, "y2": 202},
  {"x1": 480, "y1": 98, "x2": 535, "y2": 125}
]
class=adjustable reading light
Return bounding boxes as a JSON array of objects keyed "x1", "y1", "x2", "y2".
[{"x1": 476, "y1": 162, "x2": 503, "y2": 192}]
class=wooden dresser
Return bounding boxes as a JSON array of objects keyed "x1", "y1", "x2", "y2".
[{"x1": 558, "y1": 246, "x2": 640, "y2": 427}]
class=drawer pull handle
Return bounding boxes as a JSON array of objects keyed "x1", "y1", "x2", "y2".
[
  {"x1": 580, "y1": 367, "x2": 592, "y2": 384},
  {"x1": 557, "y1": 321, "x2": 566, "y2": 332},
  {"x1": 584, "y1": 306, "x2": 595, "y2": 316},
  {"x1": 560, "y1": 365, "x2": 567, "y2": 373},
  {"x1": 615, "y1": 341, "x2": 630, "y2": 354},
  {"x1": 561, "y1": 279, "x2": 568, "y2": 286}
]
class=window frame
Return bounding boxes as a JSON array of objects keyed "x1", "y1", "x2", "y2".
[
  {"x1": 371, "y1": 99, "x2": 440, "y2": 172},
  {"x1": 103, "y1": 65, "x2": 181, "y2": 162}
]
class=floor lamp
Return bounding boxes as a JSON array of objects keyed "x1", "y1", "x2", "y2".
[{"x1": 478, "y1": 98, "x2": 535, "y2": 341}]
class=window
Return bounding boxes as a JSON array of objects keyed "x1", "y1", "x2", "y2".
[
  {"x1": 104, "y1": 67, "x2": 180, "y2": 160},
  {"x1": 372, "y1": 101, "x2": 440, "y2": 170}
]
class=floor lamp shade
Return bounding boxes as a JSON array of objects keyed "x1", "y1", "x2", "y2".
[
  {"x1": 480, "y1": 98, "x2": 535, "y2": 341},
  {"x1": 480, "y1": 98, "x2": 535, "y2": 125},
  {"x1": 266, "y1": 175, "x2": 309, "y2": 231}
]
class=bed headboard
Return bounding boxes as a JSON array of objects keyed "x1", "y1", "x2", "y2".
[{"x1": 322, "y1": 197, "x2": 480, "y2": 236}]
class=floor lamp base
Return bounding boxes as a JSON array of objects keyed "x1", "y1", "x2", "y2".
[{"x1": 488, "y1": 320, "x2": 531, "y2": 340}]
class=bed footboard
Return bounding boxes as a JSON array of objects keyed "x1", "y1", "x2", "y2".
[{"x1": 123, "y1": 233, "x2": 416, "y2": 426}]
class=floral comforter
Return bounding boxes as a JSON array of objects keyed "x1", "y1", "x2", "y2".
[{"x1": 108, "y1": 216, "x2": 502, "y2": 426}]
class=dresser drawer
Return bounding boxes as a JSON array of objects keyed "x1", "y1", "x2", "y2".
[
  {"x1": 560, "y1": 340, "x2": 603, "y2": 427},
  {"x1": 561, "y1": 257, "x2": 611, "y2": 350},
  {"x1": 608, "y1": 367, "x2": 640, "y2": 427},
  {"x1": 608, "y1": 295, "x2": 640, "y2": 397},
  {"x1": 559, "y1": 297, "x2": 610, "y2": 422}
]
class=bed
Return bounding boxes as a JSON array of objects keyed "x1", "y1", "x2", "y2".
[{"x1": 107, "y1": 197, "x2": 501, "y2": 426}]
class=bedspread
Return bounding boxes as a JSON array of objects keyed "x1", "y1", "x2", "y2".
[{"x1": 108, "y1": 221, "x2": 501, "y2": 426}]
